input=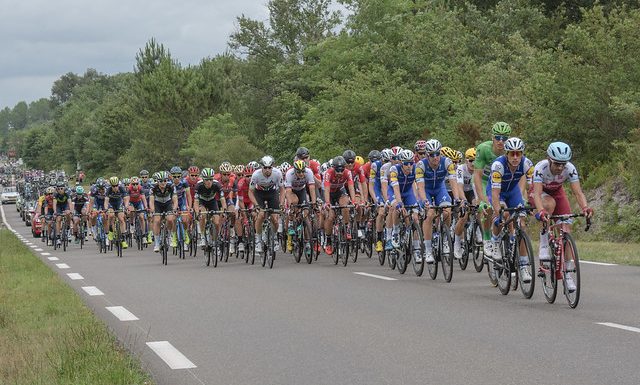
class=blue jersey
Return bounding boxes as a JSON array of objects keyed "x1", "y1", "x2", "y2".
[
  {"x1": 105, "y1": 184, "x2": 128, "y2": 202},
  {"x1": 416, "y1": 157, "x2": 456, "y2": 190},
  {"x1": 489, "y1": 156, "x2": 534, "y2": 193},
  {"x1": 388, "y1": 164, "x2": 417, "y2": 194},
  {"x1": 173, "y1": 179, "x2": 189, "y2": 202}
]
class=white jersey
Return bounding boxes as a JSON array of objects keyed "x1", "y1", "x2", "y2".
[
  {"x1": 532, "y1": 160, "x2": 579, "y2": 192},
  {"x1": 249, "y1": 168, "x2": 283, "y2": 192},
  {"x1": 380, "y1": 162, "x2": 394, "y2": 183},
  {"x1": 284, "y1": 168, "x2": 315, "y2": 191},
  {"x1": 456, "y1": 163, "x2": 474, "y2": 192}
]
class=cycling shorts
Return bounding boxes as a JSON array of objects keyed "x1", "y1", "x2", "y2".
[
  {"x1": 487, "y1": 186, "x2": 524, "y2": 209},
  {"x1": 254, "y1": 189, "x2": 280, "y2": 210},
  {"x1": 425, "y1": 185, "x2": 452, "y2": 207},
  {"x1": 154, "y1": 201, "x2": 173, "y2": 214}
]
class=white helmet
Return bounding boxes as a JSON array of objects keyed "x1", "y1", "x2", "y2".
[
  {"x1": 504, "y1": 137, "x2": 525, "y2": 152},
  {"x1": 261, "y1": 155, "x2": 275, "y2": 167},
  {"x1": 425, "y1": 139, "x2": 442, "y2": 153},
  {"x1": 320, "y1": 162, "x2": 329, "y2": 174},
  {"x1": 399, "y1": 149, "x2": 414, "y2": 162},
  {"x1": 381, "y1": 148, "x2": 393, "y2": 162},
  {"x1": 547, "y1": 142, "x2": 572, "y2": 162},
  {"x1": 280, "y1": 162, "x2": 291, "y2": 170}
]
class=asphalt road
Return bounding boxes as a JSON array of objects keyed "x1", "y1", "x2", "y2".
[{"x1": 2, "y1": 205, "x2": 639, "y2": 385}]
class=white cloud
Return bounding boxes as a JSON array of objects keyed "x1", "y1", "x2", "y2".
[{"x1": 0, "y1": 0, "x2": 270, "y2": 108}]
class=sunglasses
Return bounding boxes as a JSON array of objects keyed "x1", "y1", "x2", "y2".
[
  {"x1": 417, "y1": 152, "x2": 426, "y2": 156},
  {"x1": 402, "y1": 161, "x2": 414, "y2": 166},
  {"x1": 160, "y1": 179, "x2": 169, "y2": 183},
  {"x1": 132, "y1": 183, "x2": 139, "y2": 186},
  {"x1": 190, "y1": 174, "x2": 198, "y2": 177},
  {"x1": 263, "y1": 166, "x2": 272, "y2": 169},
  {"x1": 494, "y1": 135, "x2": 508, "y2": 142},
  {"x1": 300, "y1": 156, "x2": 309, "y2": 160},
  {"x1": 550, "y1": 160, "x2": 566, "y2": 167},
  {"x1": 141, "y1": 176, "x2": 148, "y2": 179},
  {"x1": 346, "y1": 160, "x2": 355, "y2": 164},
  {"x1": 203, "y1": 178, "x2": 213, "y2": 181},
  {"x1": 222, "y1": 173, "x2": 230, "y2": 177},
  {"x1": 172, "y1": 174, "x2": 181, "y2": 178},
  {"x1": 295, "y1": 169, "x2": 305, "y2": 174},
  {"x1": 467, "y1": 158, "x2": 475, "y2": 162},
  {"x1": 110, "y1": 185, "x2": 118, "y2": 188},
  {"x1": 507, "y1": 151, "x2": 523, "y2": 157},
  {"x1": 428, "y1": 151, "x2": 441, "y2": 158}
]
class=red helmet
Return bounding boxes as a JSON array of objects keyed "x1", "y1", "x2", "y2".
[
  {"x1": 188, "y1": 166, "x2": 200, "y2": 175},
  {"x1": 245, "y1": 162, "x2": 257, "y2": 175},
  {"x1": 415, "y1": 140, "x2": 427, "y2": 152},
  {"x1": 390, "y1": 146, "x2": 403, "y2": 159}
]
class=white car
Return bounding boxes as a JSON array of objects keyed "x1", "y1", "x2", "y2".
[{"x1": 1, "y1": 186, "x2": 19, "y2": 204}]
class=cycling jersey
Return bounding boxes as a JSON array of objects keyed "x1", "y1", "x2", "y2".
[
  {"x1": 214, "y1": 173, "x2": 237, "y2": 201},
  {"x1": 456, "y1": 163, "x2": 475, "y2": 193},
  {"x1": 186, "y1": 176, "x2": 201, "y2": 201},
  {"x1": 128, "y1": 184, "x2": 144, "y2": 203},
  {"x1": 54, "y1": 189, "x2": 72, "y2": 205},
  {"x1": 489, "y1": 156, "x2": 534, "y2": 193},
  {"x1": 473, "y1": 140, "x2": 498, "y2": 189},
  {"x1": 106, "y1": 185, "x2": 128, "y2": 201},
  {"x1": 250, "y1": 169, "x2": 283, "y2": 192},
  {"x1": 194, "y1": 180, "x2": 223, "y2": 202},
  {"x1": 323, "y1": 168, "x2": 354, "y2": 193},
  {"x1": 72, "y1": 192, "x2": 90, "y2": 208},
  {"x1": 236, "y1": 177, "x2": 252, "y2": 207},
  {"x1": 388, "y1": 164, "x2": 418, "y2": 206},
  {"x1": 140, "y1": 180, "x2": 152, "y2": 198},
  {"x1": 416, "y1": 157, "x2": 456, "y2": 190},
  {"x1": 172, "y1": 179, "x2": 190, "y2": 203},
  {"x1": 151, "y1": 184, "x2": 176, "y2": 204},
  {"x1": 284, "y1": 168, "x2": 315, "y2": 191},
  {"x1": 531, "y1": 160, "x2": 579, "y2": 192}
]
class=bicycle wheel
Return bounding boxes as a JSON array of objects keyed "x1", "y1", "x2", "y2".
[
  {"x1": 62, "y1": 221, "x2": 68, "y2": 252},
  {"x1": 472, "y1": 222, "x2": 484, "y2": 272},
  {"x1": 341, "y1": 225, "x2": 349, "y2": 267},
  {"x1": 411, "y1": 222, "x2": 424, "y2": 277},
  {"x1": 364, "y1": 227, "x2": 373, "y2": 259},
  {"x1": 459, "y1": 223, "x2": 470, "y2": 270},
  {"x1": 496, "y1": 236, "x2": 511, "y2": 295},
  {"x1": 350, "y1": 223, "x2": 359, "y2": 264},
  {"x1": 80, "y1": 221, "x2": 85, "y2": 250},
  {"x1": 563, "y1": 233, "x2": 580, "y2": 308},
  {"x1": 177, "y1": 221, "x2": 185, "y2": 260},
  {"x1": 396, "y1": 226, "x2": 408, "y2": 274},
  {"x1": 294, "y1": 221, "x2": 302, "y2": 263},
  {"x1": 261, "y1": 227, "x2": 268, "y2": 267},
  {"x1": 517, "y1": 232, "x2": 535, "y2": 299},
  {"x1": 161, "y1": 226, "x2": 168, "y2": 265},
  {"x1": 427, "y1": 238, "x2": 438, "y2": 280},
  {"x1": 387, "y1": 244, "x2": 397, "y2": 271},
  {"x1": 116, "y1": 223, "x2": 122, "y2": 258},
  {"x1": 304, "y1": 218, "x2": 313, "y2": 264},
  {"x1": 441, "y1": 227, "x2": 453, "y2": 283},
  {"x1": 378, "y1": 248, "x2": 386, "y2": 266},
  {"x1": 266, "y1": 225, "x2": 275, "y2": 269},
  {"x1": 332, "y1": 227, "x2": 340, "y2": 265},
  {"x1": 205, "y1": 225, "x2": 212, "y2": 266}
]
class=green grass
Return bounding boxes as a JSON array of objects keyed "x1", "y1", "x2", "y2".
[
  {"x1": 530, "y1": 237, "x2": 640, "y2": 266},
  {"x1": 0, "y1": 229, "x2": 153, "y2": 385}
]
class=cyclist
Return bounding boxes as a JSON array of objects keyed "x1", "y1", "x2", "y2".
[
  {"x1": 452, "y1": 148, "x2": 478, "y2": 259},
  {"x1": 149, "y1": 171, "x2": 179, "y2": 252},
  {"x1": 249, "y1": 155, "x2": 285, "y2": 254},
  {"x1": 284, "y1": 159, "x2": 317, "y2": 252},
  {"x1": 343, "y1": 150, "x2": 368, "y2": 237},
  {"x1": 414, "y1": 140, "x2": 427, "y2": 162},
  {"x1": 530, "y1": 142, "x2": 593, "y2": 290},
  {"x1": 368, "y1": 149, "x2": 387, "y2": 252},
  {"x1": 170, "y1": 166, "x2": 192, "y2": 251},
  {"x1": 388, "y1": 149, "x2": 423, "y2": 262},
  {"x1": 474, "y1": 121, "x2": 512, "y2": 257},
  {"x1": 36, "y1": 186, "x2": 55, "y2": 242},
  {"x1": 186, "y1": 166, "x2": 201, "y2": 204},
  {"x1": 215, "y1": 162, "x2": 238, "y2": 253},
  {"x1": 380, "y1": 147, "x2": 403, "y2": 250},
  {"x1": 322, "y1": 156, "x2": 358, "y2": 255},
  {"x1": 194, "y1": 168, "x2": 226, "y2": 247},
  {"x1": 415, "y1": 139, "x2": 456, "y2": 263},
  {"x1": 126, "y1": 176, "x2": 149, "y2": 243},
  {"x1": 489, "y1": 137, "x2": 534, "y2": 282},
  {"x1": 236, "y1": 161, "x2": 258, "y2": 253},
  {"x1": 52, "y1": 181, "x2": 73, "y2": 247},
  {"x1": 104, "y1": 176, "x2": 130, "y2": 249},
  {"x1": 71, "y1": 185, "x2": 90, "y2": 243}
]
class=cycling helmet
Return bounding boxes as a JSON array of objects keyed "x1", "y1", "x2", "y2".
[
  {"x1": 342, "y1": 150, "x2": 356, "y2": 163},
  {"x1": 465, "y1": 148, "x2": 476, "y2": 160},
  {"x1": 293, "y1": 160, "x2": 306, "y2": 172},
  {"x1": 159, "y1": 171, "x2": 170, "y2": 181},
  {"x1": 235, "y1": 164, "x2": 245, "y2": 174},
  {"x1": 261, "y1": 155, "x2": 275, "y2": 167},
  {"x1": 245, "y1": 162, "x2": 257, "y2": 175},
  {"x1": 75, "y1": 186, "x2": 84, "y2": 194},
  {"x1": 280, "y1": 162, "x2": 291, "y2": 171},
  {"x1": 399, "y1": 149, "x2": 414, "y2": 162},
  {"x1": 320, "y1": 162, "x2": 329, "y2": 174},
  {"x1": 492, "y1": 121, "x2": 512, "y2": 135},
  {"x1": 296, "y1": 147, "x2": 310, "y2": 159},
  {"x1": 381, "y1": 148, "x2": 393, "y2": 162},
  {"x1": 201, "y1": 168, "x2": 215, "y2": 179},
  {"x1": 368, "y1": 150, "x2": 381, "y2": 161},
  {"x1": 504, "y1": 137, "x2": 525, "y2": 152},
  {"x1": 547, "y1": 142, "x2": 572, "y2": 162},
  {"x1": 122, "y1": 177, "x2": 131, "y2": 185},
  {"x1": 139, "y1": 169, "x2": 149, "y2": 177},
  {"x1": 46, "y1": 187, "x2": 55, "y2": 194},
  {"x1": 170, "y1": 166, "x2": 182, "y2": 175},
  {"x1": 219, "y1": 162, "x2": 233, "y2": 173},
  {"x1": 152, "y1": 172, "x2": 161, "y2": 180},
  {"x1": 333, "y1": 156, "x2": 347, "y2": 172},
  {"x1": 131, "y1": 176, "x2": 140, "y2": 184},
  {"x1": 188, "y1": 166, "x2": 200, "y2": 175},
  {"x1": 415, "y1": 140, "x2": 427, "y2": 152},
  {"x1": 441, "y1": 146, "x2": 456, "y2": 160},
  {"x1": 108, "y1": 176, "x2": 119, "y2": 186},
  {"x1": 390, "y1": 146, "x2": 403, "y2": 159},
  {"x1": 454, "y1": 150, "x2": 463, "y2": 162},
  {"x1": 148, "y1": 178, "x2": 155, "y2": 184},
  {"x1": 425, "y1": 139, "x2": 442, "y2": 153},
  {"x1": 355, "y1": 156, "x2": 364, "y2": 166}
]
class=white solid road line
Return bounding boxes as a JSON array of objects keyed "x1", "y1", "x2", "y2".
[
  {"x1": 106, "y1": 306, "x2": 140, "y2": 321},
  {"x1": 81, "y1": 286, "x2": 104, "y2": 296},
  {"x1": 146, "y1": 341, "x2": 197, "y2": 369},
  {"x1": 596, "y1": 322, "x2": 640, "y2": 333},
  {"x1": 67, "y1": 273, "x2": 84, "y2": 280},
  {"x1": 582, "y1": 260, "x2": 617, "y2": 266},
  {"x1": 47, "y1": 256, "x2": 59, "y2": 261},
  {"x1": 56, "y1": 263, "x2": 70, "y2": 269},
  {"x1": 354, "y1": 272, "x2": 398, "y2": 281}
]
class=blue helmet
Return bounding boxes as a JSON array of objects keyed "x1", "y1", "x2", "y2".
[{"x1": 547, "y1": 142, "x2": 572, "y2": 162}]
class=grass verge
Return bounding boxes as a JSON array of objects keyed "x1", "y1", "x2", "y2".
[{"x1": 0, "y1": 229, "x2": 153, "y2": 384}]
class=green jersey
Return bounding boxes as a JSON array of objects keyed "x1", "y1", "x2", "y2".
[{"x1": 473, "y1": 140, "x2": 499, "y2": 190}]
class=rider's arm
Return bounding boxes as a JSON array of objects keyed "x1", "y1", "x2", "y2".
[
  {"x1": 149, "y1": 195, "x2": 155, "y2": 212},
  {"x1": 569, "y1": 180, "x2": 589, "y2": 211},
  {"x1": 473, "y1": 168, "x2": 487, "y2": 203}
]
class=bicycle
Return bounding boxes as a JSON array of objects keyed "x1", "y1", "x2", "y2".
[
  {"x1": 460, "y1": 205, "x2": 485, "y2": 273},
  {"x1": 538, "y1": 213, "x2": 590, "y2": 308},
  {"x1": 201, "y1": 210, "x2": 222, "y2": 268},
  {"x1": 240, "y1": 208, "x2": 255, "y2": 265},
  {"x1": 485, "y1": 206, "x2": 536, "y2": 298},
  {"x1": 377, "y1": 205, "x2": 389, "y2": 267},
  {"x1": 95, "y1": 211, "x2": 107, "y2": 253},
  {"x1": 54, "y1": 213, "x2": 70, "y2": 252},
  {"x1": 258, "y1": 204, "x2": 280, "y2": 269},
  {"x1": 290, "y1": 203, "x2": 316, "y2": 264},
  {"x1": 218, "y1": 210, "x2": 232, "y2": 263},
  {"x1": 153, "y1": 212, "x2": 173, "y2": 265},
  {"x1": 112, "y1": 209, "x2": 125, "y2": 258},
  {"x1": 360, "y1": 203, "x2": 376, "y2": 260},
  {"x1": 132, "y1": 209, "x2": 146, "y2": 251},
  {"x1": 329, "y1": 204, "x2": 355, "y2": 267},
  {"x1": 393, "y1": 205, "x2": 423, "y2": 275},
  {"x1": 426, "y1": 205, "x2": 454, "y2": 282},
  {"x1": 174, "y1": 212, "x2": 188, "y2": 260},
  {"x1": 74, "y1": 212, "x2": 88, "y2": 249}
]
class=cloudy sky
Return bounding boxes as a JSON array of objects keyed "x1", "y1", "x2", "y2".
[{"x1": 0, "y1": 0, "x2": 271, "y2": 109}]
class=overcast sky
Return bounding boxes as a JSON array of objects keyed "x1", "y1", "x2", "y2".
[{"x1": 0, "y1": 0, "x2": 271, "y2": 109}]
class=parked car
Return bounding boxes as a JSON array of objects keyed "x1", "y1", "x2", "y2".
[{"x1": 1, "y1": 186, "x2": 18, "y2": 204}]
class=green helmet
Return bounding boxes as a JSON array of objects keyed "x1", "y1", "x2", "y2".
[
  {"x1": 491, "y1": 121, "x2": 512, "y2": 135},
  {"x1": 201, "y1": 167, "x2": 215, "y2": 178}
]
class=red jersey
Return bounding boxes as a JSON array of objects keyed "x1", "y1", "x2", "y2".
[
  {"x1": 296, "y1": 157, "x2": 322, "y2": 181},
  {"x1": 323, "y1": 168, "x2": 354, "y2": 193},
  {"x1": 127, "y1": 184, "x2": 144, "y2": 203},
  {"x1": 362, "y1": 162, "x2": 372, "y2": 182},
  {"x1": 186, "y1": 176, "x2": 201, "y2": 201},
  {"x1": 214, "y1": 173, "x2": 237, "y2": 200},
  {"x1": 236, "y1": 177, "x2": 252, "y2": 206},
  {"x1": 348, "y1": 163, "x2": 366, "y2": 184}
]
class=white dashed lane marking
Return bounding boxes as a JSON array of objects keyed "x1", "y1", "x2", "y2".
[
  {"x1": 81, "y1": 286, "x2": 104, "y2": 296},
  {"x1": 146, "y1": 341, "x2": 197, "y2": 369},
  {"x1": 106, "y1": 306, "x2": 139, "y2": 321},
  {"x1": 67, "y1": 273, "x2": 84, "y2": 280},
  {"x1": 597, "y1": 322, "x2": 640, "y2": 334}
]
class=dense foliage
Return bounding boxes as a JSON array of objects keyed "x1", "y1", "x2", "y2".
[{"x1": 2, "y1": 1, "x2": 640, "y2": 204}]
